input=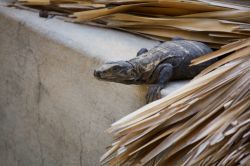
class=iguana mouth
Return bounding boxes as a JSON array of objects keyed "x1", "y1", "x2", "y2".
[{"x1": 94, "y1": 70, "x2": 116, "y2": 80}]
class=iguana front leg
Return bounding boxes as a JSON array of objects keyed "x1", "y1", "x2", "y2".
[{"x1": 146, "y1": 63, "x2": 173, "y2": 103}]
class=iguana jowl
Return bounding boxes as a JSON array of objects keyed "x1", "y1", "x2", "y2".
[{"x1": 94, "y1": 39, "x2": 215, "y2": 103}]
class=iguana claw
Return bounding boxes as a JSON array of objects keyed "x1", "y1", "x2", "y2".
[{"x1": 146, "y1": 85, "x2": 164, "y2": 103}]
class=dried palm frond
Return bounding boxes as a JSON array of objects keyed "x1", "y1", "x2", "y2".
[
  {"x1": 100, "y1": 38, "x2": 250, "y2": 165},
  {"x1": 13, "y1": 0, "x2": 250, "y2": 48}
]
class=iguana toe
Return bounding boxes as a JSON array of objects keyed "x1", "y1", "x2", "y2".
[{"x1": 146, "y1": 85, "x2": 164, "y2": 103}]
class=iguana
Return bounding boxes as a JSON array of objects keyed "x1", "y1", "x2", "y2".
[{"x1": 94, "y1": 39, "x2": 215, "y2": 103}]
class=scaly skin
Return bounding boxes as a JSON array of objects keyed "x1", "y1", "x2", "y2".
[{"x1": 94, "y1": 39, "x2": 214, "y2": 103}]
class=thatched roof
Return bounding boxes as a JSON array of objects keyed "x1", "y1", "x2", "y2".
[{"x1": 14, "y1": 0, "x2": 250, "y2": 48}]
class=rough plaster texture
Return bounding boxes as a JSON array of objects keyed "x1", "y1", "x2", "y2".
[
  {"x1": 0, "y1": 6, "x2": 160, "y2": 166},
  {"x1": 0, "y1": 6, "x2": 188, "y2": 166}
]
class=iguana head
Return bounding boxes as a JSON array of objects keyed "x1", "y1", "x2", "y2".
[{"x1": 94, "y1": 61, "x2": 139, "y2": 84}]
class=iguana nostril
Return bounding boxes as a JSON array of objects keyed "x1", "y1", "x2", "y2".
[{"x1": 94, "y1": 70, "x2": 101, "y2": 78}]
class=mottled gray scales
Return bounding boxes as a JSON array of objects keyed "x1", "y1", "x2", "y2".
[{"x1": 94, "y1": 40, "x2": 216, "y2": 103}]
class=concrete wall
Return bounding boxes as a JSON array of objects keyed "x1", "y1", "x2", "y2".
[{"x1": 0, "y1": 6, "x2": 158, "y2": 166}]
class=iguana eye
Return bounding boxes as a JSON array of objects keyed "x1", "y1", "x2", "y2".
[{"x1": 113, "y1": 66, "x2": 120, "y2": 71}]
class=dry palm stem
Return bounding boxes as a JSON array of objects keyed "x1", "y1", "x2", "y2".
[
  {"x1": 100, "y1": 38, "x2": 250, "y2": 165},
  {"x1": 14, "y1": 0, "x2": 250, "y2": 48}
]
